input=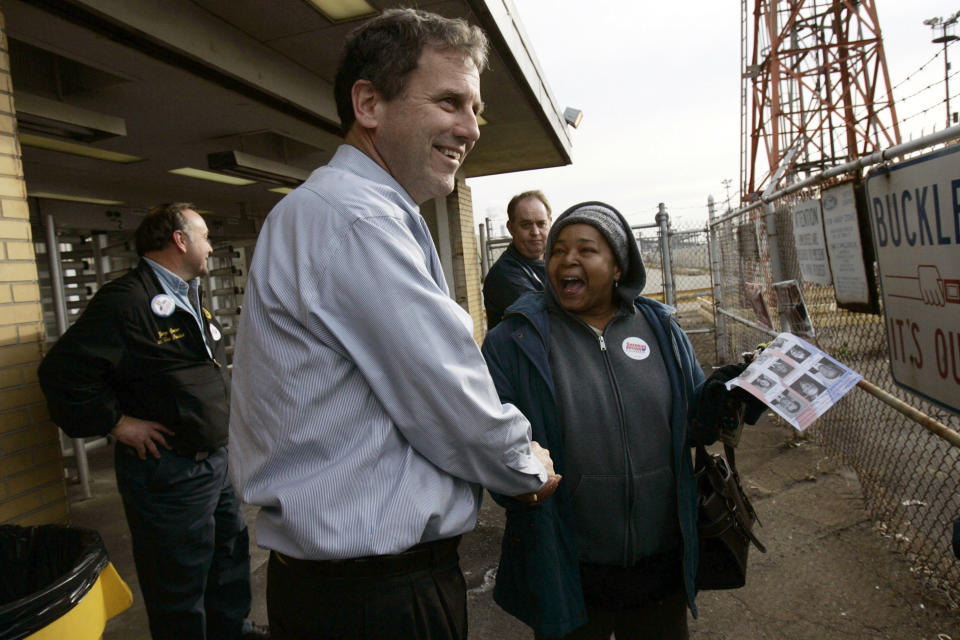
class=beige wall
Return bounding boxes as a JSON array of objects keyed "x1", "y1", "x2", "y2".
[{"x1": 0, "y1": 6, "x2": 70, "y2": 526}]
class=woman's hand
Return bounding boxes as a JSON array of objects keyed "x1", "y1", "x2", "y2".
[{"x1": 699, "y1": 364, "x2": 768, "y2": 443}]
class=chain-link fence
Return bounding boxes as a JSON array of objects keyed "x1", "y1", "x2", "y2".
[{"x1": 708, "y1": 133, "x2": 960, "y2": 607}]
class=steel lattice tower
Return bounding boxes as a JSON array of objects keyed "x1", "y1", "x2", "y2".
[{"x1": 741, "y1": 0, "x2": 901, "y2": 201}]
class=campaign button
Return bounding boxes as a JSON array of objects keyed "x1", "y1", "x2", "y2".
[
  {"x1": 150, "y1": 294, "x2": 176, "y2": 318},
  {"x1": 621, "y1": 336, "x2": 650, "y2": 361}
]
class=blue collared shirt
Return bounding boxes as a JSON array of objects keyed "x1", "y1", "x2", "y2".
[
  {"x1": 143, "y1": 257, "x2": 211, "y2": 357},
  {"x1": 229, "y1": 145, "x2": 546, "y2": 560}
]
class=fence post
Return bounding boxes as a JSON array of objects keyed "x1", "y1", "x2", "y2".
[
  {"x1": 478, "y1": 221, "x2": 489, "y2": 278},
  {"x1": 761, "y1": 200, "x2": 786, "y2": 283},
  {"x1": 655, "y1": 203, "x2": 676, "y2": 307},
  {"x1": 707, "y1": 196, "x2": 728, "y2": 362}
]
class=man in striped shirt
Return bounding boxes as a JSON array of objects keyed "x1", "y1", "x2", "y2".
[{"x1": 229, "y1": 9, "x2": 560, "y2": 640}]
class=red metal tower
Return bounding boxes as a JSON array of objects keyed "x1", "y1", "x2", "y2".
[{"x1": 741, "y1": 0, "x2": 902, "y2": 201}]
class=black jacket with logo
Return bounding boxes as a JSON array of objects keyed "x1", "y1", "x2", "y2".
[
  {"x1": 482, "y1": 243, "x2": 546, "y2": 330},
  {"x1": 38, "y1": 261, "x2": 230, "y2": 454}
]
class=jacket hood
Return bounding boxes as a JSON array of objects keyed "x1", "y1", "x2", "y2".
[{"x1": 544, "y1": 201, "x2": 646, "y2": 310}]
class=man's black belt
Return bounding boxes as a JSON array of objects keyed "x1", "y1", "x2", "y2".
[
  {"x1": 122, "y1": 444, "x2": 214, "y2": 462},
  {"x1": 167, "y1": 444, "x2": 220, "y2": 462},
  {"x1": 273, "y1": 535, "x2": 461, "y2": 578}
]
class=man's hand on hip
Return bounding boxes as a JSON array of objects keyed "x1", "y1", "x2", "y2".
[{"x1": 111, "y1": 415, "x2": 173, "y2": 460}]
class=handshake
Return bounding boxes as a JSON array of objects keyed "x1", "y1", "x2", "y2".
[{"x1": 517, "y1": 441, "x2": 562, "y2": 506}]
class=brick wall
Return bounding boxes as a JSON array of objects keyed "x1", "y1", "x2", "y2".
[
  {"x1": 0, "y1": 7, "x2": 70, "y2": 526},
  {"x1": 446, "y1": 178, "x2": 485, "y2": 344}
]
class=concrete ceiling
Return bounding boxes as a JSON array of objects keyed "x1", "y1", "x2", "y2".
[{"x1": 5, "y1": 0, "x2": 572, "y2": 233}]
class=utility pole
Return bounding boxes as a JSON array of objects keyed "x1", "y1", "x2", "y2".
[
  {"x1": 721, "y1": 178, "x2": 733, "y2": 212},
  {"x1": 924, "y1": 12, "x2": 960, "y2": 129}
]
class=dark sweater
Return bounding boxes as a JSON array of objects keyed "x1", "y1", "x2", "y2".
[{"x1": 547, "y1": 304, "x2": 677, "y2": 566}]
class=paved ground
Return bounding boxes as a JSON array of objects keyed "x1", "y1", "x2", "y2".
[{"x1": 66, "y1": 413, "x2": 958, "y2": 640}]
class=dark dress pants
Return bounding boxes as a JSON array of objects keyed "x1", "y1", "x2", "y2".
[
  {"x1": 535, "y1": 556, "x2": 689, "y2": 640},
  {"x1": 266, "y1": 539, "x2": 467, "y2": 639},
  {"x1": 115, "y1": 445, "x2": 252, "y2": 640},
  {"x1": 534, "y1": 590, "x2": 689, "y2": 640}
]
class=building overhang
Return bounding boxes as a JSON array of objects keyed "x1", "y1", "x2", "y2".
[{"x1": 8, "y1": 0, "x2": 572, "y2": 226}]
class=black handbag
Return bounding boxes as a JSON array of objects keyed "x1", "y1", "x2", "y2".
[{"x1": 695, "y1": 442, "x2": 766, "y2": 590}]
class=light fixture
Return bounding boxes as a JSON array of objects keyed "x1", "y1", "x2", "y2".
[
  {"x1": 476, "y1": 114, "x2": 488, "y2": 126},
  {"x1": 169, "y1": 167, "x2": 256, "y2": 186},
  {"x1": 15, "y1": 91, "x2": 126, "y2": 142},
  {"x1": 563, "y1": 107, "x2": 583, "y2": 129},
  {"x1": 19, "y1": 133, "x2": 142, "y2": 163},
  {"x1": 28, "y1": 190, "x2": 124, "y2": 205},
  {"x1": 207, "y1": 151, "x2": 311, "y2": 187},
  {"x1": 269, "y1": 187, "x2": 295, "y2": 195},
  {"x1": 304, "y1": 0, "x2": 377, "y2": 22}
]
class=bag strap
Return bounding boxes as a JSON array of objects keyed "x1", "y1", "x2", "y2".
[
  {"x1": 696, "y1": 442, "x2": 767, "y2": 553},
  {"x1": 721, "y1": 442, "x2": 761, "y2": 526}
]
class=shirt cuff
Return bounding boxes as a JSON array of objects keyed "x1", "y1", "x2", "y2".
[{"x1": 504, "y1": 445, "x2": 548, "y2": 486}]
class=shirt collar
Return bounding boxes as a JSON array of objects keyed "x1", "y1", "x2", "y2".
[
  {"x1": 326, "y1": 145, "x2": 419, "y2": 213},
  {"x1": 143, "y1": 257, "x2": 195, "y2": 296}
]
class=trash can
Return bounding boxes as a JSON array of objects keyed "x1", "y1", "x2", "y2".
[{"x1": 0, "y1": 524, "x2": 132, "y2": 640}]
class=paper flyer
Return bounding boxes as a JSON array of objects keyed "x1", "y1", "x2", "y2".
[
  {"x1": 772, "y1": 280, "x2": 816, "y2": 338},
  {"x1": 745, "y1": 282, "x2": 773, "y2": 329},
  {"x1": 724, "y1": 332, "x2": 862, "y2": 431}
]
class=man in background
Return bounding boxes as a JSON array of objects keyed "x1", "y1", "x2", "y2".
[
  {"x1": 38, "y1": 204, "x2": 265, "y2": 639},
  {"x1": 482, "y1": 190, "x2": 552, "y2": 329}
]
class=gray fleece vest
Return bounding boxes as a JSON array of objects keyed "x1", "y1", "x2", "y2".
[{"x1": 548, "y1": 304, "x2": 678, "y2": 566}]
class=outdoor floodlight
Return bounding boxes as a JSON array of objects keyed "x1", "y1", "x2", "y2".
[{"x1": 563, "y1": 107, "x2": 583, "y2": 128}]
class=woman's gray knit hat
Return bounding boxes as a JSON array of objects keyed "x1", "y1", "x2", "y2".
[{"x1": 548, "y1": 203, "x2": 630, "y2": 272}]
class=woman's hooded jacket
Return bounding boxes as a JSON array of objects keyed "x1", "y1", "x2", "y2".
[{"x1": 481, "y1": 202, "x2": 709, "y2": 638}]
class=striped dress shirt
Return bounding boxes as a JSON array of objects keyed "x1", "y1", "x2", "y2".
[{"x1": 229, "y1": 145, "x2": 546, "y2": 560}]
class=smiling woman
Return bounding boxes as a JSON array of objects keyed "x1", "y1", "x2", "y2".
[
  {"x1": 479, "y1": 201, "x2": 761, "y2": 639},
  {"x1": 548, "y1": 217, "x2": 624, "y2": 328}
]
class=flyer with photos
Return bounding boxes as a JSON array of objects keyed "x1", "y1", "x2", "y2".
[{"x1": 724, "y1": 332, "x2": 862, "y2": 431}]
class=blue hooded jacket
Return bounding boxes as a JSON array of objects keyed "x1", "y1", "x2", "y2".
[{"x1": 480, "y1": 202, "x2": 708, "y2": 638}]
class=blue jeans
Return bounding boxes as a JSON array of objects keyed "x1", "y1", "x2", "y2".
[{"x1": 115, "y1": 445, "x2": 251, "y2": 639}]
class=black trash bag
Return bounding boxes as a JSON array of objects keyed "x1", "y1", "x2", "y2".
[{"x1": 0, "y1": 524, "x2": 109, "y2": 640}]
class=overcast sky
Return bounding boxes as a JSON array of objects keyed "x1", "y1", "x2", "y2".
[{"x1": 469, "y1": 0, "x2": 960, "y2": 232}]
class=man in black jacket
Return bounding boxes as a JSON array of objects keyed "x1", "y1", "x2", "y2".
[
  {"x1": 38, "y1": 204, "x2": 267, "y2": 640},
  {"x1": 482, "y1": 190, "x2": 552, "y2": 329}
]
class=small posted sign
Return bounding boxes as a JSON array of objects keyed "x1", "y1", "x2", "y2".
[
  {"x1": 821, "y1": 182, "x2": 872, "y2": 306},
  {"x1": 772, "y1": 280, "x2": 815, "y2": 338},
  {"x1": 791, "y1": 198, "x2": 832, "y2": 285}
]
